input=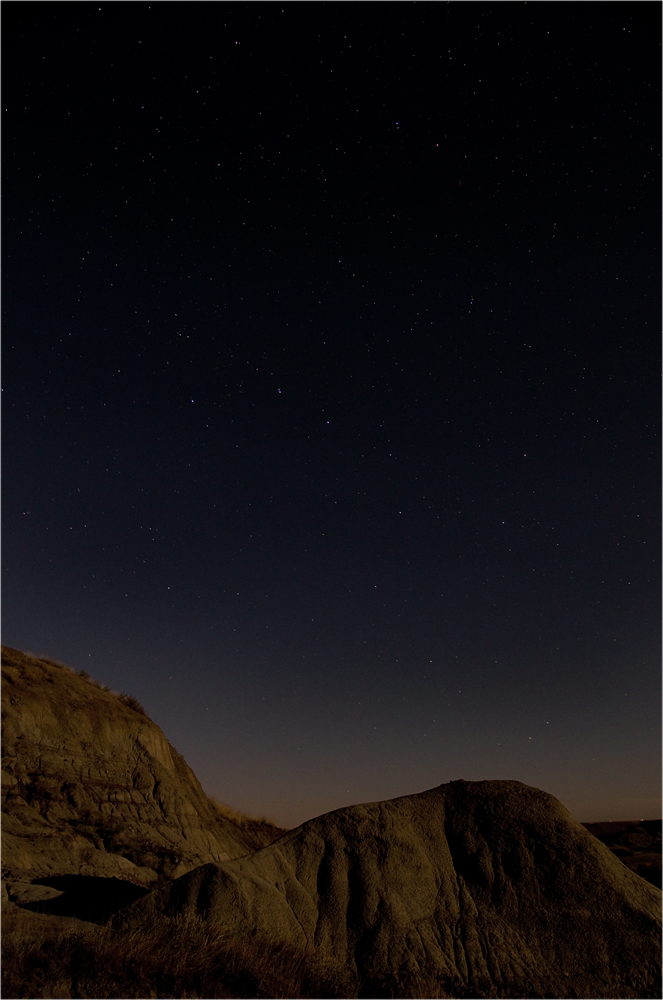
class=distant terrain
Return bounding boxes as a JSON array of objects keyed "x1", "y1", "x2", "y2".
[
  {"x1": 582, "y1": 819, "x2": 661, "y2": 889},
  {"x1": 2, "y1": 646, "x2": 661, "y2": 999}
]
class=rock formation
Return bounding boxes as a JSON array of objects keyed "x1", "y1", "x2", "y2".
[
  {"x1": 3, "y1": 645, "x2": 660, "y2": 997},
  {"x1": 1, "y1": 646, "x2": 285, "y2": 889},
  {"x1": 119, "y1": 778, "x2": 662, "y2": 999}
]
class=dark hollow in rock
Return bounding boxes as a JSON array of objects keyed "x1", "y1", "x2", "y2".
[{"x1": 22, "y1": 875, "x2": 149, "y2": 923}]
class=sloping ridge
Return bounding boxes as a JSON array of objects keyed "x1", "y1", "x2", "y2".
[
  {"x1": 1, "y1": 646, "x2": 285, "y2": 887},
  {"x1": 120, "y1": 779, "x2": 662, "y2": 999}
]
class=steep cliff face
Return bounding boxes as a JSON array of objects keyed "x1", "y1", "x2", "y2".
[
  {"x1": 1, "y1": 647, "x2": 284, "y2": 886},
  {"x1": 120, "y1": 779, "x2": 662, "y2": 999}
]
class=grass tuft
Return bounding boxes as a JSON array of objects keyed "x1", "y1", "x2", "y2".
[
  {"x1": 118, "y1": 692, "x2": 148, "y2": 715},
  {"x1": 208, "y1": 796, "x2": 280, "y2": 831}
]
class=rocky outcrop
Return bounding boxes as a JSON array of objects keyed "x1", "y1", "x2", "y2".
[
  {"x1": 119, "y1": 779, "x2": 662, "y2": 999},
  {"x1": 1, "y1": 646, "x2": 285, "y2": 887}
]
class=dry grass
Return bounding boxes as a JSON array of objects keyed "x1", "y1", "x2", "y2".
[
  {"x1": 208, "y1": 796, "x2": 281, "y2": 831},
  {"x1": 117, "y1": 691, "x2": 148, "y2": 715},
  {"x1": 4, "y1": 646, "x2": 151, "y2": 714},
  {"x1": 0, "y1": 902, "x2": 506, "y2": 998},
  {"x1": 1, "y1": 906, "x2": 364, "y2": 999},
  {"x1": 3, "y1": 900, "x2": 656, "y2": 999}
]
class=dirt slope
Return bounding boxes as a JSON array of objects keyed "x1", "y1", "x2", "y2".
[
  {"x1": 1, "y1": 646, "x2": 285, "y2": 887},
  {"x1": 120, "y1": 779, "x2": 662, "y2": 999}
]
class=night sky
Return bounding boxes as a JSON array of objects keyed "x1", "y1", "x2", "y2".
[{"x1": 4, "y1": 3, "x2": 660, "y2": 828}]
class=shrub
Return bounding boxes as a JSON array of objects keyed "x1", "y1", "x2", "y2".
[
  {"x1": 118, "y1": 692, "x2": 148, "y2": 715},
  {"x1": 208, "y1": 796, "x2": 279, "y2": 830}
]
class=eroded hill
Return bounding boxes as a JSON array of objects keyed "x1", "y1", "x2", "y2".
[
  {"x1": 3, "y1": 647, "x2": 661, "y2": 998},
  {"x1": 1, "y1": 646, "x2": 285, "y2": 890},
  {"x1": 119, "y1": 779, "x2": 662, "y2": 999}
]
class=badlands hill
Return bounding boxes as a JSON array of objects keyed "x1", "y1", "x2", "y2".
[
  {"x1": 3, "y1": 644, "x2": 661, "y2": 997},
  {"x1": 1, "y1": 646, "x2": 285, "y2": 890},
  {"x1": 120, "y1": 779, "x2": 662, "y2": 999}
]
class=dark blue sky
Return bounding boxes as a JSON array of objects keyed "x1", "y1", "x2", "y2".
[{"x1": 3, "y1": 2, "x2": 660, "y2": 827}]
